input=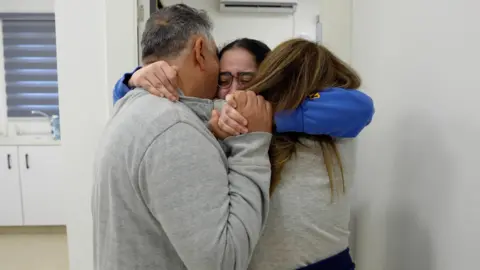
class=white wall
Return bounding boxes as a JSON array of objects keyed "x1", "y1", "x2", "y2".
[
  {"x1": 0, "y1": 0, "x2": 53, "y2": 13},
  {"x1": 352, "y1": 0, "x2": 480, "y2": 269},
  {"x1": 182, "y1": 0, "x2": 352, "y2": 61},
  {"x1": 55, "y1": 1, "x2": 137, "y2": 270},
  {"x1": 161, "y1": 0, "x2": 330, "y2": 50}
]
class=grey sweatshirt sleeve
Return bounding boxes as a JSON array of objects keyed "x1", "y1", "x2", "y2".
[
  {"x1": 213, "y1": 99, "x2": 226, "y2": 112},
  {"x1": 139, "y1": 122, "x2": 272, "y2": 270}
]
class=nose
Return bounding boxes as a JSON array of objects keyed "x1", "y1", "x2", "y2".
[{"x1": 228, "y1": 81, "x2": 239, "y2": 95}]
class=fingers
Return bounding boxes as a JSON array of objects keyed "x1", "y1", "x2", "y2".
[
  {"x1": 150, "y1": 85, "x2": 176, "y2": 101},
  {"x1": 154, "y1": 63, "x2": 178, "y2": 101},
  {"x1": 218, "y1": 119, "x2": 239, "y2": 136},
  {"x1": 142, "y1": 75, "x2": 169, "y2": 99},
  {"x1": 208, "y1": 110, "x2": 221, "y2": 133},
  {"x1": 208, "y1": 109, "x2": 220, "y2": 130},
  {"x1": 256, "y1": 94, "x2": 265, "y2": 107},
  {"x1": 225, "y1": 94, "x2": 237, "y2": 108},
  {"x1": 232, "y1": 91, "x2": 248, "y2": 110},
  {"x1": 139, "y1": 75, "x2": 158, "y2": 94},
  {"x1": 219, "y1": 104, "x2": 248, "y2": 135},
  {"x1": 233, "y1": 90, "x2": 256, "y2": 112},
  {"x1": 262, "y1": 99, "x2": 273, "y2": 133},
  {"x1": 132, "y1": 61, "x2": 179, "y2": 101},
  {"x1": 245, "y1": 90, "x2": 258, "y2": 109},
  {"x1": 265, "y1": 100, "x2": 273, "y2": 117},
  {"x1": 257, "y1": 95, "x2": 271, "y2": 119},
  {"x1": 225, "y1": 104, "x2": 248, "y2": 126},
  {"x1": 209, "y1": 110, "x2": 230, "y2": 139},
  {"x1": 131, "y1": 71, "x2": 154, "y2": 91}
]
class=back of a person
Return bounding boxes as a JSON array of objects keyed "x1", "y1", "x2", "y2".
[
  {"x1": 249, "y1": 139, "x2": 354, "y2": 270},
  {"x1": 93, "y1": 90, "x2": 213, "y2": 270},
  {"x1": 241, "y1": 36, "x2": 362, "y2": 269}
]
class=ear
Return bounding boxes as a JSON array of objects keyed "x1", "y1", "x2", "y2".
[{"x1": 193, "y1": 37, "x2": 206, "y2": 71}]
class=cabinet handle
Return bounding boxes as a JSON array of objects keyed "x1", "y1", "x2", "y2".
[
  {"x1": 25, "y1": 154, "x2": 30, "y2": 169},
  {"x1": 7, "y1": 154, "x2": 11, "y2": 170}
]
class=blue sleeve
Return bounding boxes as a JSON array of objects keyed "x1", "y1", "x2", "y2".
[
  {"x1": 113, "y1": 66, "x2": 142, "y2": 104},
  {"x1": 274, "y1": 87, "x2": 375, "y2": 138}
]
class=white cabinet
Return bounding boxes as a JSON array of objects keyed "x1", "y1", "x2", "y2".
[
  {"x1": 0, "y1": 146, "x2": 23, "y2": 225},
  {"x1": 19, "y1": 146, "x2": 64, "y2": 225},
  {"x1": 0, "y1": 145, "x2": 64, "y2": 226}
]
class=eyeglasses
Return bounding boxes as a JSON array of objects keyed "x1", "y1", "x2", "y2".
[{"x1": 218, "y1": 71, "x2": 255, "y2": 89}]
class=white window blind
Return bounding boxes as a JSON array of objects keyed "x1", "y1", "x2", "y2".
[{"x1": 1, "y1": 13, "x2": 58, "y2": 118}]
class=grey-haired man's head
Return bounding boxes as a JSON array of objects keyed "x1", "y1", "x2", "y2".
[{"x1": 141, "y1": 4, "x2": 219, "y2": 99}]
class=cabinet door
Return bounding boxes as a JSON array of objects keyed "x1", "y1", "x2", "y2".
[
  {"x1": 18, "y1": 146, "x2": 65, "y2": 225},
  {"x1": 0, "y1": 146, "x2": 23, "y2": 226}
]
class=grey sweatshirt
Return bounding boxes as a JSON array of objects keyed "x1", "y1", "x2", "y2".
[
  {"x1": 92, "y1": 89, "x2": 272, "y2": 270},
  {"x1": 248, "y1": 138, "x2": 353, "y2": 270}
]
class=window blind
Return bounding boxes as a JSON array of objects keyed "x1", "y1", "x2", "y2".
[{"x1": 1, "y1": 13, "x2": 58, "y2": 118}]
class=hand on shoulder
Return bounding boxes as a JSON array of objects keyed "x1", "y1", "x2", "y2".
[{"x1": 129, "y1": 60, "x2": 179, "y2": 102}]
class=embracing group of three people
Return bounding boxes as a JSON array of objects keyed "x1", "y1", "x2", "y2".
[{"x1": 92, "y1": 3, "x2": 375, "y2": 270}]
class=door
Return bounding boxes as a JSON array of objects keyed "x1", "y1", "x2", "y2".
[
  {"x1": 0, "y1": 146, "x2": 23, "y2": 226},
  {"x1": 18, "y1": 146, "x2": 65, "y2": 225},
  {"x1": 136, "y1": 0, "x2": 150, "y2": 64}
]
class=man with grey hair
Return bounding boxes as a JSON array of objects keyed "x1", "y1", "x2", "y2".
[{"x1": 92, "y1": 4, "x2": 273, "y2": 270}]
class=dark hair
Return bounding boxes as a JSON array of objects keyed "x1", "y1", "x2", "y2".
[
  {"x1": 141, "y1": 4, "x2": 213, "y2": 64},
  {"x1": 218, "y1": 38, "x2": 271, "y2": 66}
]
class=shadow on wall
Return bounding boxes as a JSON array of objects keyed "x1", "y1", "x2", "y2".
[
  {"x1": 349, "y1": 203, "x2": 360, "y2": 261},
  {"x1": 385, "y1": 113, "x2": 453, "y2": 270},
  {"x1": 348, "y1": 137, "x2": 383, "y2": 267},
  {"x1": 345, "y1": 140, "x2": 359, "y2": 260}
]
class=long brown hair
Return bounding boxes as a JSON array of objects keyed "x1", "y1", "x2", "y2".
[{"x1": 245, "y1": 38, "x2": 361, "y2": 195}]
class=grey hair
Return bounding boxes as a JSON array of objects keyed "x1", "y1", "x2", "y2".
[{"x1": 141, "y1": 4, "x2": 214, "y2": 63}]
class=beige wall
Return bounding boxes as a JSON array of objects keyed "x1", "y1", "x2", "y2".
[{"x1": 0, "y1": 226, "x2": 69, "y2": 270}]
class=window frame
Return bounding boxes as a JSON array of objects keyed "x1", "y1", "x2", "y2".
[
  {"x1": 0, "y1": 12, "x2": 57, "y2": 137},
  {"x1": 0, "y1": 19, "x2": 7, "y2": 136}
]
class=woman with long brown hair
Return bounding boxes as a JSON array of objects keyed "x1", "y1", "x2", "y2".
[{"x1": 229, "y1": 38, "x2": 361, "y2": 270}]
